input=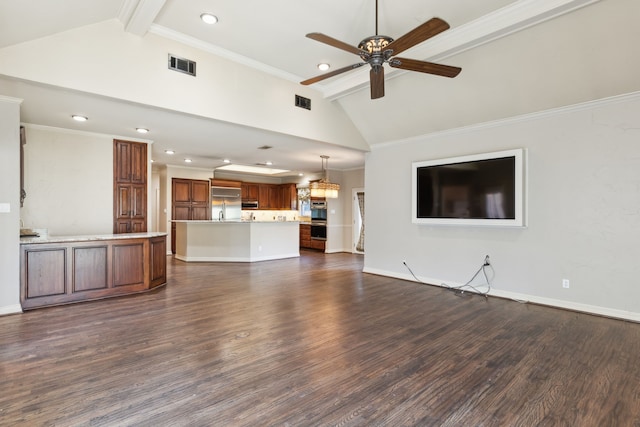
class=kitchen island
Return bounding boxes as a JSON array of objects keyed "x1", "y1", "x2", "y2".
[
  {"x1": 174, "y1": 220, "x2": 299, "y2": 262},
  {"x1": 20, "y1": 232, "x2": 167, "y2": 310}
]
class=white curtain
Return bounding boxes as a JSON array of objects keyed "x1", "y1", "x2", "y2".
[{"x1": 356, "y1": 192, "x2": 365, "y2": 252}]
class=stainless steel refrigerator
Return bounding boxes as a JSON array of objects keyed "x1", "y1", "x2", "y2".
[{"x1": 211, "y1": 186, "x2": 242, "y2": 221}]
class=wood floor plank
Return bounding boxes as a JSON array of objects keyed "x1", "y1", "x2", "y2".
[{"x1": 1, "y1": 251, "x2": 640, "y2": 426}]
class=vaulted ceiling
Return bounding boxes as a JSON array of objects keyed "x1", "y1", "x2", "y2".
[{"x1": 1, "y1": 0, "x2": 638, "y2": 176}]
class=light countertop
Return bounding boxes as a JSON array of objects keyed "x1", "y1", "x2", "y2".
[{"x1": 20, "y1": 232, "x2": 167, "y2": 245}]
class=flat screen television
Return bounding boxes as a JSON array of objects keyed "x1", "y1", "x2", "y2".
[{"x1": 412, "y1": 148, "x2": 525, "y2": 227}]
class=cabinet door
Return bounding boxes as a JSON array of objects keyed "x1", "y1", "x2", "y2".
[
  {"x1": 172, "y1": 179, "x2": 191, "y2": 203},
  {"x1": 243, "y1": 183, "x2": 259, "y2": 200},
  {"x1": 282, "y1": 184, "x2": 297, "y2": 210},
  {"x1": 191, "y1": 206, "x2": 210, "y2": 220},
  {"x1": 129, "y1": 143, "x2": 147, "y2": 184},
  {"x1": 116, "y1": 185, "x2": 131, "y2": 218},
  {"x1": 258, "y1": 184, "x2": 271, "y2": 209},
  {"x1": 114, "y1": 141, "x2": 132, "y2": 183},
  {"x1": 131, "y1": 185, "x2": 146, "y2": 220},
  {"x1": 191, "y1": 180, "x2": 210, "y2": 204},
  {"x1": 269, "y1": 185, "x2": 282, "y2": 209}
]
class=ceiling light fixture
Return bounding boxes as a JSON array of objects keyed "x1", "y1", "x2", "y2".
[
  {"x1": 184, "y1": 158, "x2": 192, "y2": 163},
  {"x1": 165, "y1": 150, "x2": 175, "y2": 154},
  {"x1": 200, "y1": 13, "x2": 218, "y2": 24},
  {"x1": 265, "y1": 161, "x2": 273, "y2": 166},
  {"x1": 223, "y1": 159, "x2": 230, "y2": 163},
  {"x1": 310, "y1": 155, "x2": 340, "y2": 198},
  {"x1": 72, "y1": 115, "x2": 88, "y2": 122},
  {"x1": 136, "y1": 128, "x2": 149, "y2": 134},
  {"x1": 317, "y1": 63, "x2": 330, "y2": 71}
]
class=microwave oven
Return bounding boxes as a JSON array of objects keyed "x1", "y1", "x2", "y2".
[{"x1": 310, "y1": 201, "x2": 327, "y2": 209}]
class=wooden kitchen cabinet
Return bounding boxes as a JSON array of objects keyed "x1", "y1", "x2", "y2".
[
  {"x1": 281, "y1": 183, "x2": 297, "y2": 211},
  {"x1": 20, "y1": 234, "x2": 167, "y2": 310},
  {"x1": 171, "y1": 178, "x2": 211, "y2": 253},
  {"x1": 241, "y1": 183, "x2": 259, "y2": 201},
  {"x1": 299, "y1": 224, "x2": 325, "y2": 251},
  {"x1": 114, "y1": 139, "x2": 146, "y2": 184},
  {"x1": 245, "y1": 182, "x2": 297, "y2": 210},
  {"x1": 114, "y1": 140, "x2": 147, "y2": 233}
]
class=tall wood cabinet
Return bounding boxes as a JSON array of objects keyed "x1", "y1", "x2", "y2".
[
  {"x1": 171, "y1": 178, "x2": 211, "y2": 253},
  {"x1": 113, "y1": 140, "x2": 147, "y2": 233}
]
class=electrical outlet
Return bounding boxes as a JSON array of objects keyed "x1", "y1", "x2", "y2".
[{"x1": 562, "y1": 279, "x2": 570, "y2": 289}]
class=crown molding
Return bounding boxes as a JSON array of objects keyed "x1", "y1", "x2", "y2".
[
  {"x1": 21, "y1": 123, "x2": 153, "y2": 143},
  {"x1": 372, "y1": 90, "x2": 640, "y2": 150}
]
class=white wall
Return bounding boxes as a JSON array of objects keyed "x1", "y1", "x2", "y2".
[
  {"x1": 364, "y1": 92, "x2": 640, "y2": 321},
  {"x1": 21, "y1": 126, "x2": 113, "y2": 235},
  {"x1": 0, "y1": 19, "x2": 368, "y2": 152},
  {"x1": 0, "y1": 96, "x2": 22, "y2": 315},
  {"x1": 20, "y1": 125, "x2": 153, "y2": 236}
]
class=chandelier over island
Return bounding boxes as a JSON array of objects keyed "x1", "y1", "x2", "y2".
[{"x1": 310, "y1": 155, "x2": 340, "y2": 199}]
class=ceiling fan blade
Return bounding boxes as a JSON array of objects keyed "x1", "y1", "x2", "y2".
[
  {"x1": 383, "y1": 18, "x2": 450, "y2": 57},
  {"x1": 301, "y1": 62, "x2": 367, "y2": 85},
  {"x1": 306, "y1": 33, "x2": 369, "y2": 57},
  {"x1": 389, "y1": 57, "x2": 461, "y2": 78},
  {"x1": 370, "y1": 66, "x2": 385, "y2": 99}
]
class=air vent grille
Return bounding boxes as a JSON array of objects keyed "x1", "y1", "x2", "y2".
[
  {"x1": 295, "y1": 95, "x2": 311, "y2": 110},
  {"x1": 168, "y1": 54, "x2": 196, "y2": 76}
]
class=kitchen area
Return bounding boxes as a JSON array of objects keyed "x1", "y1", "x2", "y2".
[{"x1": 171, "y1": 177, "x2": 328, "y2": 262}]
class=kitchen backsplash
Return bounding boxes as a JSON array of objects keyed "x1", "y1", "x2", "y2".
[{"x1": 241, "y1": 210, "x2": 299, "y2": 222}]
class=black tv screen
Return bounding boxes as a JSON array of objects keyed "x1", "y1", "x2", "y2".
[{"x1": 412, "y1": 149, "x2": 525, "y2": 226}]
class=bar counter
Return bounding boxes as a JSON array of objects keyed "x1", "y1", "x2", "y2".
[{"x1": 20, "y1": 232, "x2": 167, "y2": 310}]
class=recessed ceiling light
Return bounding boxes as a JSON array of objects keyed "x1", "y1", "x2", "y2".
[
  {"x1": 318, "y1": 63, "x2": 330, "y2": 71},
  {"x1": 165, "y1": 150, "x2": 175, "y2": 154},
  {"x1": 72, "y1": 115, "x2": 88, "y2": 122},
  {"x1": 136, "y1": 128, "x2": 149, "y2": 134},
  {"x1": 298, "y1": 173, "x2": 304, "y2": 176},
  {"x1": 150, "y1": 159, "x2": 155, "y2": 163},
  {"x1": 265, "y1": 161, "x2": 273, "y2": 166},
  {"x1": 223, "y1": 159, "x2": 230, "y2": 163},
  {"x1": 200, "y1": 13, "x2": 218, "y2": 24},
  {"x1": 184, "y1": 158, "x2": 192, "y2": 163}
]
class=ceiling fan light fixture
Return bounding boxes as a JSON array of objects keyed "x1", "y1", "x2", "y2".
[
  {"x1": 309, "y1": 155, "x2": 340, "y2": 199},
  {"x1": 358, "y1": 35, "x2": 394, "y2": 55}
]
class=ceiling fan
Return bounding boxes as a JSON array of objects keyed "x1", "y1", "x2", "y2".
[{"x1": 300, "y1": 0, "x2": 461, "y2": 99}]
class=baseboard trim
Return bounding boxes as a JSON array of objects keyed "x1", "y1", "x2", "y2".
[
  {"x1": 0, "y1": 304, "x2": 23, "y2": 316},
  {"x1": 175, "y1": 253, "x2": 300, "y2": 263},
  {"x1": 363, "y1": 267, "x2": 640, "y2": 323}
]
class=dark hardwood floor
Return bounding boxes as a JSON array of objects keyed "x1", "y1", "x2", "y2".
[{"x1": 2, "y1": 250, "x2": 640, "y2": 426}]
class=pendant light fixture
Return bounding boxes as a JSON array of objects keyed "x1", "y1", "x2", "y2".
[{"x1": 310, "y1": 155, "x2": 340, "y2": 198}]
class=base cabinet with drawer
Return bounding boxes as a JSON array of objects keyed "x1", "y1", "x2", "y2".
[
  {"x1": 20, "y1": 234, "x2": 167, "y2": 310},
  {"x1": 299, "y1": 224, "x2": 325, "y2": 251}
]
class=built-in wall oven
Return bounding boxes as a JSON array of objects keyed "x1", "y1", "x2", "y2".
[
  {"x1": 310, "y1": 222, "x2": 327, "y2": 240},
  {"x1": 310, "y1": 200, "x2": 327, "y2": 240}
]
